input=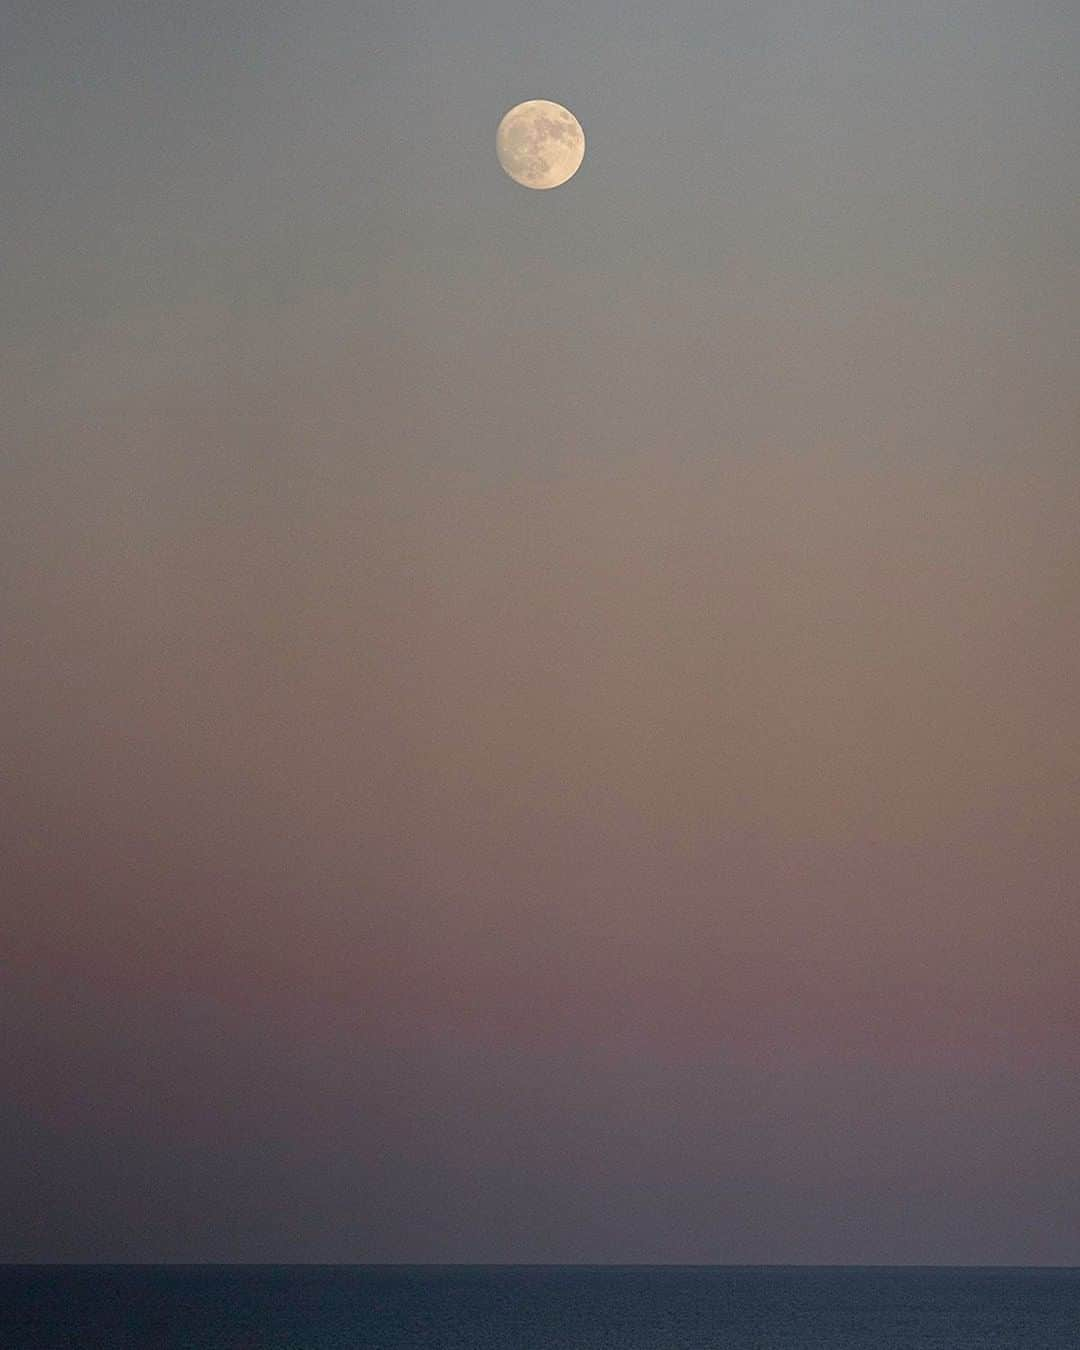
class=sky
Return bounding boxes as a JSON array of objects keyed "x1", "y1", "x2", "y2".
[{"x1": 2, "y1": 0, "x2": 1079, "y2": 1263}]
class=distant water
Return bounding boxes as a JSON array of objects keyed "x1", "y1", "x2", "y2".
[{"x1": 2, "y1": 1265, "x2": 1079, "y2": 1349}]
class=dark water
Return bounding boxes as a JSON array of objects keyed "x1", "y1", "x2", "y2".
[{"x1": 2, "y1": 1266, "x2": 1078, "y2": 1349}]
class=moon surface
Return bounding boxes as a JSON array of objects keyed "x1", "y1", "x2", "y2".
[{"x1": 496, "y1": 100, "x2": 585, "y2": 190}]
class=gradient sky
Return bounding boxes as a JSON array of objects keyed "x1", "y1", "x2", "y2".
[{"x1": 3, "y1": 0, "x2": 1079, "y2": 1263}]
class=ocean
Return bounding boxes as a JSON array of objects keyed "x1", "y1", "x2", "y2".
[{"x1": 1, "y1": 1265, "x2": 1078, "y2": 1349}]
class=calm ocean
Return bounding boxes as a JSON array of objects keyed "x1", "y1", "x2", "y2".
[{"x1": 2, "y1": 1265, "x2": 1078, "y2": 1349}]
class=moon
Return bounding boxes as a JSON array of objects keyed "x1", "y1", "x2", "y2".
[{"x1": 496, "y1": 99, "x2": 585, "y2": 190}]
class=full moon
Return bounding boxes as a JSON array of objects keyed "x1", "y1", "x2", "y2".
[{"x1": 496, "y1": 99, "x2": 585, "y2": 190}]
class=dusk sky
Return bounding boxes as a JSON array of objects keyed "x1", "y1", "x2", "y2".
[{"x1": 3, "y1": 0, "x2": 1079, "y2": 1263}]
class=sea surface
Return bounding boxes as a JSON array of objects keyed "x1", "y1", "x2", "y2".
[{"x1": 2, "y1": 1265, "x2": 1078, "y2": 1349}]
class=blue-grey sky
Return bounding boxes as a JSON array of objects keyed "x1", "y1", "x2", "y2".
[{"x1": 3, "y1": 0, "x2": 1079, "y2": 1263}]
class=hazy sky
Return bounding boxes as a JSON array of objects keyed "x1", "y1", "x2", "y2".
[{"x1": 3, "y1": 0, "x2": 1079, "y2": 1263}]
